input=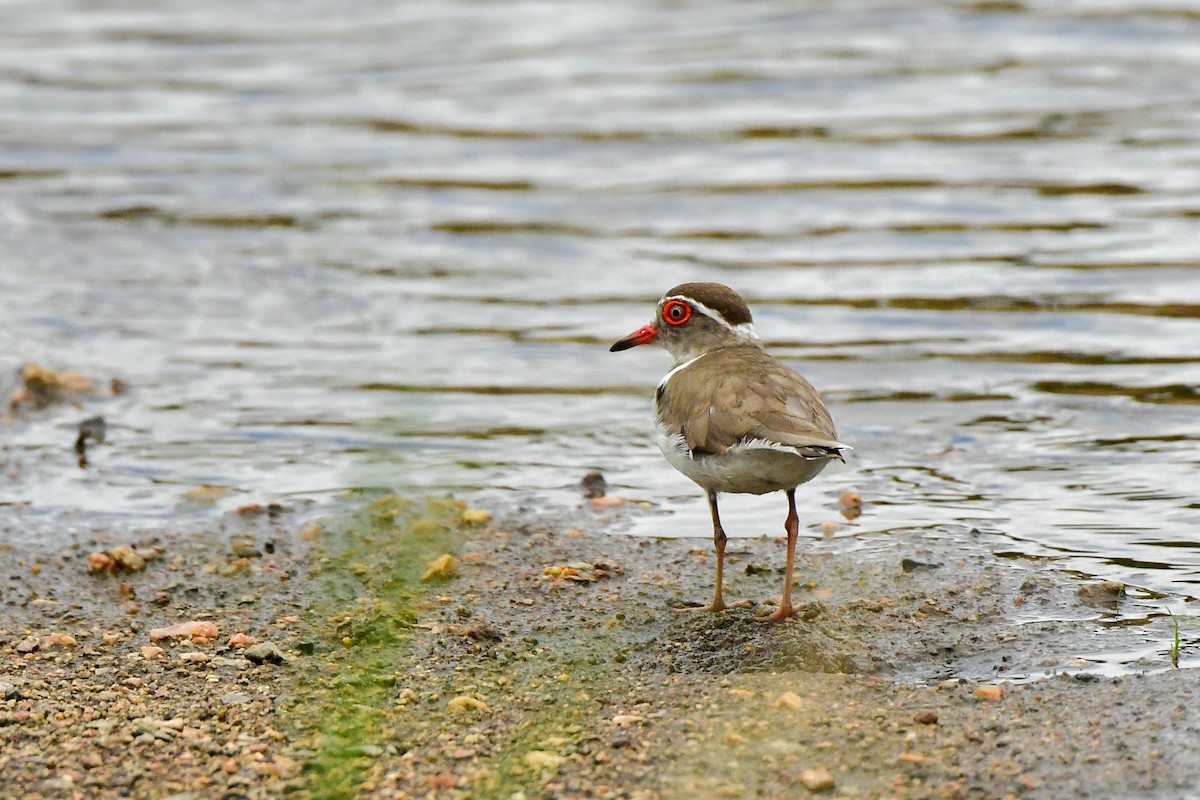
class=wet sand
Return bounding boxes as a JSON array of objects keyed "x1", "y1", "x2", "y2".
[{"x1": 3, "y1": 495, "x2": 1198, "y2": 799}]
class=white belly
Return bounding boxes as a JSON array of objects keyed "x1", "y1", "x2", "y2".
[{"x1": 655, "y1": 422, "x2": 831, "y2": 495}]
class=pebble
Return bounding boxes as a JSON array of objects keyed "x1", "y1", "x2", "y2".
[
  {"x1": 774, "y1": 691, "x2": 804, "y2": 710},
  {"x1": 798, "y1": 767, "x2": 836, "y2": 792},
  {"x1": 87, "y1": 552, "x2": 117, "y2": 574},
  {"x1": 447, "y1": 695, "x2": 489, "y2": 713},
  {"x1": 43, "y1": 632, "x2": 77, "y2": 649},
  {"x1": 110, "y1": 544, "x2": 147, "y2": 571},
  {"x1": 226, "y1": 632, "x2": 259, "y2": 649},
  {"x1": 588, "y1": 495, "x2": 627, "y2": 509},
  {"x1": 974, "y1": 685, "x2": 1004, "y2": 702},
  {"x1": 244, "y1": 642, "x2": 289, "y2": 665},
  {"x1": 913, "y1": 710, "x2": 939, "y2": 725},
  {"x1": 149, "y1": 620, "x2": 219, "y2": 643},
  {"x1": 231, "y1": 538, "x2": 263, "y2": 558},
  {"x1": 15, "y1": 637, "x2": 40, "y2": 653},
  {"x1": 837, "y1": 491, "x2": 862, "y2": 520},
  {"x1": 1078, "y1": 581, "x2": 1125, "y2": 601},
  {"x1": 580, "y1": 472, "x2": 607, "y2": 499},
  {"x1": 221, "y1": 692, "x2": 253, "y2": 705}
]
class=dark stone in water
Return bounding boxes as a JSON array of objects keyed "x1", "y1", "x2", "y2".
[{"x1": 580, "y1": 472, "x2": 607, "y2": 499}]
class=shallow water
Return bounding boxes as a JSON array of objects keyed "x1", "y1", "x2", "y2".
[{"x1": 1, "y1": 1, "x2": 1198, "y2": 671}]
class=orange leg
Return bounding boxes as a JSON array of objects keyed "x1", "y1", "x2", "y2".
[
  {"x1": 676, "y1": 491, "x2": 751, "y2": 613},
  {"x1": 754, "y1": 489, "x2": 798, "y2": 623}
]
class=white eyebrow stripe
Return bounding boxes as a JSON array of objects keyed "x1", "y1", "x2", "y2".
[{"x1": 661, "y1": 295, "x2": 760, "y2": 342}]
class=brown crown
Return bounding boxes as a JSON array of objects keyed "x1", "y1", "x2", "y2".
[{"x1": 663, "y1": 283, "x2": 753, "y2": 327}]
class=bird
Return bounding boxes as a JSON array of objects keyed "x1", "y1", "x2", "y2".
[{"x1": 610, "y1": 282, "x2": 849, "y2": 622}]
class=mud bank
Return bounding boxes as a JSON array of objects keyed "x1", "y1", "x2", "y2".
[{"x1": 2, "y1": 495, "x2": 1198, "y2": 799}]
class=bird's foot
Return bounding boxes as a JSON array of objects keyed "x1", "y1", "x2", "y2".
[
  {"x1": 674, "y1": 598, "x2": 752, "y2": 614},
  {"x1": 752, "y1": 602, "x2": 794, "y2": 623}
]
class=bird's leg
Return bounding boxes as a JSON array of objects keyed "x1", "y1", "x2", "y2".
[
  {"x1": 676, "y1": 491, "x2": 751, "y2": 613},
  {"x1": 755, "y1": 489, "x2": 799, "y2": 623}
]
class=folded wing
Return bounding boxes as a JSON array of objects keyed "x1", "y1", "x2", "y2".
[{"x1": 657, "y1": 346, "x2": 849, "y2": 459}]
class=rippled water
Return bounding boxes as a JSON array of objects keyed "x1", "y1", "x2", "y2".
[{"x1": 2, "y1": 1, "x2": 1199, "y2": 662}]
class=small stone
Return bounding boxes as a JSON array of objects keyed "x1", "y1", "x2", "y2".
[
  {"x1": 226, "y1": 632, "x2": 259, "y2": 649},
  {"x1": 230, "y1": 539, "x2": 262, "y2": 558},
  {"x1": 221, "y1": 693, "x2": 253, "y2": 705},
  {"x1": 81, "y1": 752, "x2": 103, "y2": 769},
  {"x1": 87, "y1": 552, "x2": 116, "y2": 574},
  {"x1": 140, "y1": 645, "x2": 165, "y2": 660},
  {"x1": 447, "y1": 695, "x2": 489, "y2": 714},
  {"x1": 220, "y1": 558, "x2": 250, "y2": 577},
  {"x1": 149, "y1": 620, "x2": 219, "y2": 644},
  {"x1": 588, "y1": 495, "x2": 627, "y2": 509},
  {"x1": 974, "y1": 685, "x2": 1004, "y2": 702},
  {"x1": 798, "y1": 767, "x2": 836, "y2": 792},
  {"x1": 837, "y1": 491, "x2": 862, "y2": 520},
  {"x1": 1078, "y1": 581, "x2": 1125, "y2": 601},
  {"x1": 244, "y1": 642, "x2": 289, "y2": 665},
  {"x1": 898, "y1": 752, "x2": 934, "y2": 765},
  {"x1": 913, "y1": 710, "x2": 938, "y2": 725},
  {"x1": 580, "y1": 472, "x2": 607, "y2": 498},
  {"x1": 0, "y1": 681, "x2": 19, "y2": 700},
  {"x1": 222, "y1": 758, "x2": 239, "y2": 775},
  {"x1": 43, "y1": 632, "x2": 77, "y2": 649},
  {"x1": 774, "y1": 691, "x2": 804, "y2": 710},
  {"x1": 15, "y1": 637, "x2": 39, "y2": 653},
  {"x1": 110, "y1": 544, "x2": 146, "y2": 571},
  {"x1": 179, "y1": 652, "x2": 212, "y2": 663}
]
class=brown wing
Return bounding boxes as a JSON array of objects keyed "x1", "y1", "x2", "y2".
[{"x1": 658, "y1": 346, "x2": 844, "y2": 457}]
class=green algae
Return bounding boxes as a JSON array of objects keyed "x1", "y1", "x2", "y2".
[{"x1": 293, "y1": 493, "x2": 470, "y2": 798}]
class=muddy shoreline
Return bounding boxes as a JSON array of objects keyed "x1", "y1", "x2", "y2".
[{"x1": 2, "y1": 495, "x2": 1198, "y2": 799}]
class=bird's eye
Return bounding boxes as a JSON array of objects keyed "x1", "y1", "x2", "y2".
[{"x1": 662, "y1": 300, "x2": 692, "y2": 326}]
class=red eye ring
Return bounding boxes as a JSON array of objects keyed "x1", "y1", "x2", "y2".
[{"x1": 662, "y1": 300, "x2": 692, "y2": 326}]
